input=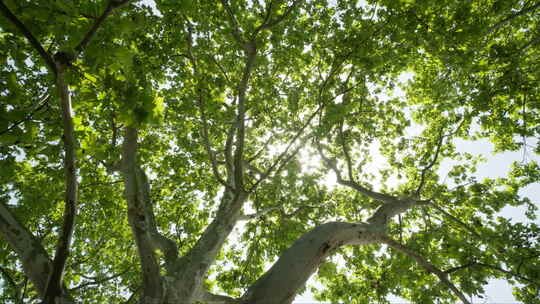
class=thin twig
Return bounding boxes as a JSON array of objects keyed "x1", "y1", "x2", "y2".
[
  {"x1": 428, "y1": 201, "x2": 482, "y2": 239},
  {"x1": 123, "y1": 285, "x2": 141, "y2": 304},
  {"x1": 238, "y1": 206, "x2": 281, "y2": 221},
  {"x1": 184, "y1": 16, "x2": 229, "y2": 188},
  {"x1": 0, "y1": 93, "x2": 50, "y2": 136},
  {"x1": 70, "y1": 268, "x2": 130, "y2": 291},
  {"x1": 0, "y1": 266, "x2": 23, "y2": 304},
  {"x1": 415, "y1": 127, "x2": 445, "y2": 196},
  {"x1": 444, "y1": 261, "x2": 540, "y2": 286},
  {"x1": 252, "y1": 106, "x2": 321, "y2": 190}
]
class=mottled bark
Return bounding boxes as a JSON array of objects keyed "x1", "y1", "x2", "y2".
[
  {"x1": 0, "y1": 201, "x2": 51, "y2": 296},
  {"x1": 43, "y1": 66, "x2": 78, "y2": 304},
  {"x1": 241, "y1": 222, "x2": 384, "y2": 304},
  {"x1": 168, "y1": 189, "x2": 247, "y2": 302},
  {"x1": 240, "y1": 191, "x2": 430, "y2": 303},
  {"x1": 123, "y1": 127, "x2": 164, "y2": 302}
]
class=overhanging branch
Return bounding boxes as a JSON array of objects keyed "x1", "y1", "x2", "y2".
[
  {"x1": 242, "y1": 222, "x2": 382, "y2": 303},
  {"x1": 75, "y1": 0, "x2": 131, "y2": 55},
  {"x1": 0, "y1": 201, "x2": 51, "y2": 296},
  {"x1": 0, "y1": 0, "x2": 56, "y2": 73},
  {"x1": 318, "y1": 145, "x2": 403, "y2": 204},
  {"x1": 382, "y1": 236, "x2": 472, "y2": 304},
  {"x1": 219, "y1": 0, "x2": 245, "y2": 46},
  {"x1": 252, "y1": 0, "x2": 302, "y2": 37},
  {"x1": 0, "y1": 93, "x2": 50, "y2": 136},
  {"x1": 444, "y1": 261, "x2": 540, "y2": 287},
  {"x1": 488, "y1": 2, "x2": 540, "y2": 34}
]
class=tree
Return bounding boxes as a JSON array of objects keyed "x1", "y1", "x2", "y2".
[{"x1": 0, "y1": 0, "x2": 538, "y2": 303}]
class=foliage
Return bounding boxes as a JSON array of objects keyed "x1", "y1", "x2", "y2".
[{"x1": 0, "y1": 0, "x2": 539, "y2": 303}]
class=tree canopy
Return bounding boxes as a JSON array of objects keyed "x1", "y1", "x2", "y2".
[{"x1": 0, "y1": 0, "x2": 539, "y2": 303}]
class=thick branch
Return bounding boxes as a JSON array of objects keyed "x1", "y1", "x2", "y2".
[
  {"x1": 122, "y1": 128, "x2": 179, "y2": 302},
  {"x1": 135, "y1": 166, "x2": 178, "y2": 268},
  {"x1": 488, "y1": 2, "x2": 540, "y2": 33},
  {"x1": 75, "y1": 0, "x2": 130, "y2": 55},
  {"x1": 382, "y1": 237, "x2": 472, "y2": 304},
  {"x1": 122, "y1": 126, "x2": 163, "y2": 302},
  {"x1": 219, "y1": 0, "x2": 259, "y2": 190},
  {"x1": 232, "y1": 42, "x2": 257, "y2": 190},
  {"x1": 0, "y1": 1, "x2": 56, "y2": 73},
  {"x1": 43, "y1": 69, "x2": 78, "y2": 303},
  {"x1": 242, "y1": 222, "x2": 383, "y2": 304},
  {"x1": 318, "y1": 146, "x2": 403, "y2": 204},
  {"x1": 366, "y1": 197, "x2": 428, "y2": 227},
  {"x1": 219, "y1": 0, "x2": 245, "y2": 46},
  {"x1": 173, "y1": 189, "x2": 247, "y2": 301},
  {"x1": 0, "y1": 201, "x2": 51, "y2": 296}
]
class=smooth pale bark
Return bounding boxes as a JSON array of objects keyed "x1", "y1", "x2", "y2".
[
  {"x1": 123, "y1": 127, "x2": 164, "y2": 302},
  {"x1": 241, "y1": 222, "x2": 384, "y2": 304},
  {"x1": 240, "y1": 196, "x2": 428, "y2": 303},
  {"x1": 0, "y1": 202, "x2": 51, "y2": 296},
  {"x1": 169, "y1": 189, "x2": 247, "y2": 302},
  {"x1": 43, "y1": 67, "x2": 78, "y2": 304},
  {"x1": 202, "y1": 291, "x2": 239, "y2": 304},
  {"x1": 135, "y1": 167, "x2": 178, "y2": 271}
]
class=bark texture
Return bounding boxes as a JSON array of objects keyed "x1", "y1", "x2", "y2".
[
  {"x1": 122, "y1": 127, "x2": 165, "y2": 302},
  {"x1": 43, "y1": 66, "x2": 79, "y2": 304},
  {"x1": 0, "y1": 202, "x2": 51, "y2": 296},
  {"x1": 241, "y1": 222, "x2": 383, "y2": 304}
]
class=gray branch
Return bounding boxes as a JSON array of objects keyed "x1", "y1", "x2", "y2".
[{"x1": 382, "y1": 236, "x2": 472, "y2": 304}]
